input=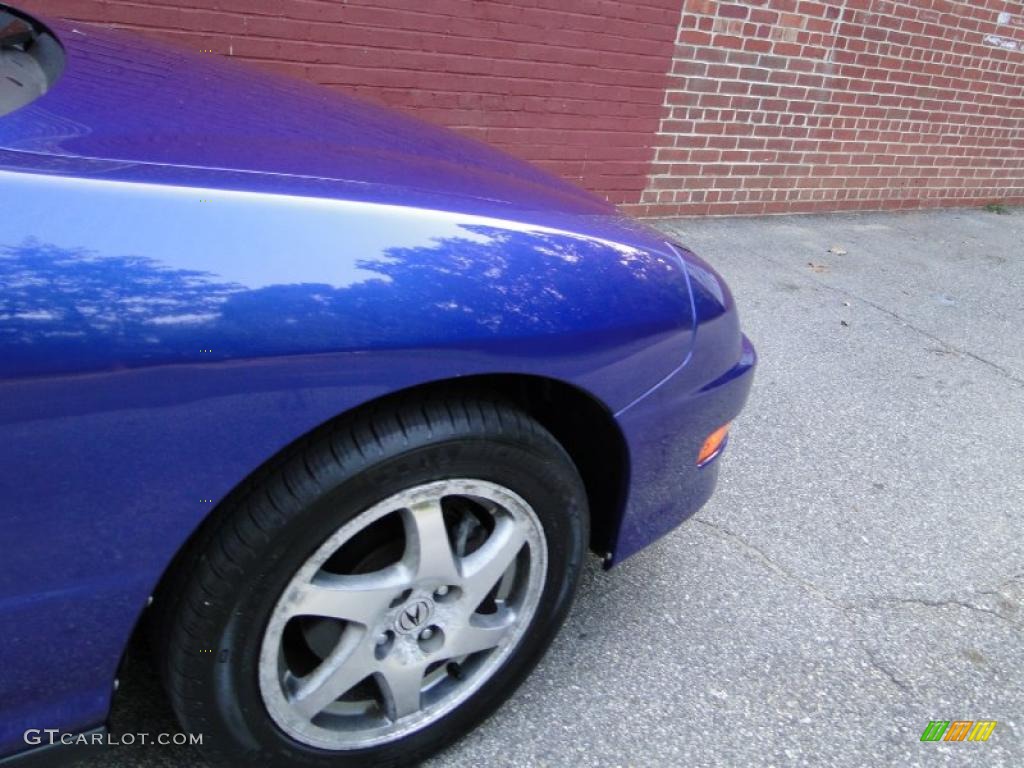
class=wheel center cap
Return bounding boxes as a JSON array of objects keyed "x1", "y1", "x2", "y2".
[{"x1": 394, "y1": 598, "x2": 434, "y2": 634}]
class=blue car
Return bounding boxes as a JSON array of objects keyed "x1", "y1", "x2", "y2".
[{"x1": 0, "y1": 5, "x2": 754, "y2": 766}]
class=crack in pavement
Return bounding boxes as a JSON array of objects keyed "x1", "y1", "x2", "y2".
[
  {"x1": 692, "y1": 519, "x2": 840, "y2": 607},
  {"x1": 694, "y1": 518, "x2": 1023, "y2": 631},
  {"x1": 692, "y1": 518, "x2": 914, "y2": 696},
  {"x1": 973, "y1": 571, "x2": 1024, "y2": 597},
  {"x1": 741, "y1": 247, "x2": 1024, "y2": 390},
  {"x1": 851, "y1": 596, "x2": 1024, "y2": 631},
  {"x1": 693, "y1": 517, "x2": 1024, "y2": 696},
  {"x1": 811, "y1": 284, "x2": 1024, "y2": 389},
  {"x1": 860, "y1": 645, "x2": 914, "y2": 695}
]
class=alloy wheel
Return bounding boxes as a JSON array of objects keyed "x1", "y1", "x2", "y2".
[{"x1": 258, "y1": 478, "x2": 548, "y2": 749}]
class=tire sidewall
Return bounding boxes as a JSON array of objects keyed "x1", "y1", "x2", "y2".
[{"x1": 189, "y1": 435, "x2": 586, "y2": 768}]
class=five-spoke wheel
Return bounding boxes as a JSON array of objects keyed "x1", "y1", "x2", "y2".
[{"x1": 259, "y1": 479, "x2": 547, "y2": 748}]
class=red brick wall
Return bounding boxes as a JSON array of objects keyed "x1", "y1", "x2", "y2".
[
  {"x1": 21, "y1": 1, "x2": 1024, "y2": 217},
  {"x1": 23, "y1": 0, "x2": 681, "y2": 206},
  {"x1": 626, "y1": 0, "x2": 1024, "y2": 217}
]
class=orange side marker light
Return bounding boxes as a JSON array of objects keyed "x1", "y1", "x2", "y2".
[{"x1": 697, "y1": 422, "x2": 731, "y2": 465}]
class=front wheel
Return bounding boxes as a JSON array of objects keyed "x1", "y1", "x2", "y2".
[{"x1": 153, "y1": 395, "x2": 589, "y2": 767}]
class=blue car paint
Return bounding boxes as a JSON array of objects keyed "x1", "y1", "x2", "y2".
[{"x1": 0, "y1": 11, "x2": 755, "y2": 759}]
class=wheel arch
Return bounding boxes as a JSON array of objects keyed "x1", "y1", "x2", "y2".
[
  {"x1": 149, "y1": 373, "x2": 629, "y2": 622},
  {"x1": 113, "y1": 373, "x2": 628, "y2": 709},
  {"x1": 105, "y1": 373, "x2": 628, "y2": 730},
  {"x1": 458, "y1": 373, "x2": 630, "y2": 559}
]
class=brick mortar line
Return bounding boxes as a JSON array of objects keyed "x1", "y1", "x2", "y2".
[
  {"x1": 665, "y1": 69, "x2": 1024, "y2": 98},
  {"x1": 656, "y1": 107, "x2": 1024, "y2": 126},
  {"x1": 104, "y1": 24, "x2": 674, "y2": 66},
  {"x1": 686, "y1": 2, "x2": 1023, "y2": 40},
  {"x1": 674, "y1": 30, "x2": 1024, "y2": 74},
  {"x1": 52, "y1": 1, "x2": 681, "y2": 42},
  {"x1": 101, "y1": 27, "x2": 671, "y2": 76},
  {"x1": 642, "y1": 0, "x2": 693, "y2": 200},
  {"x1": 665, "y1": 61, "x2": 1024, "y2": 91}
]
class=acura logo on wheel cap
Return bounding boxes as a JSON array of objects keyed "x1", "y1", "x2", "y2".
[{"x1": 395, "y1": 599, "x2": 433, "y2": 633}]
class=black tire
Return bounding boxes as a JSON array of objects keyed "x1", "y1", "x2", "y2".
[{"x1": 151, "y1": 392, "x2": 589, "y2": 767}]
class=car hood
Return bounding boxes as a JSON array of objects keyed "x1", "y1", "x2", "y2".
[{"x1": 0, "y1": 17, "x2": 620, "y2": 222}]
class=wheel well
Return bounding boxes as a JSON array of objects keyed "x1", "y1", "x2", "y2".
[
  {"x1": 114, "y1": 373, "x2": 627, "y2": 712},
  {"x1": 153, "y1": 373, "x2": 628, "y2": 607},
  {"x1": 344, "y1": 374, "x2": 629, "y2": 558},
  {"x1": 444, "y1": 374, "x2": 629, "y2": 558}
]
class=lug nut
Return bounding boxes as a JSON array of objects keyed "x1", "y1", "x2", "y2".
[{"x1": 419, "y1": 628, "x2": 434, "y2": 641}]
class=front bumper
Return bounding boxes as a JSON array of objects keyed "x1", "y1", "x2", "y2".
[{"x1": 609, "y1": 333, "x2": 756, "y2": 564}]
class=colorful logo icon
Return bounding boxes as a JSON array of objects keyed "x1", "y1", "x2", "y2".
[{"x1": 920, "y1": 720, "x2": 997, "y2": 742}]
